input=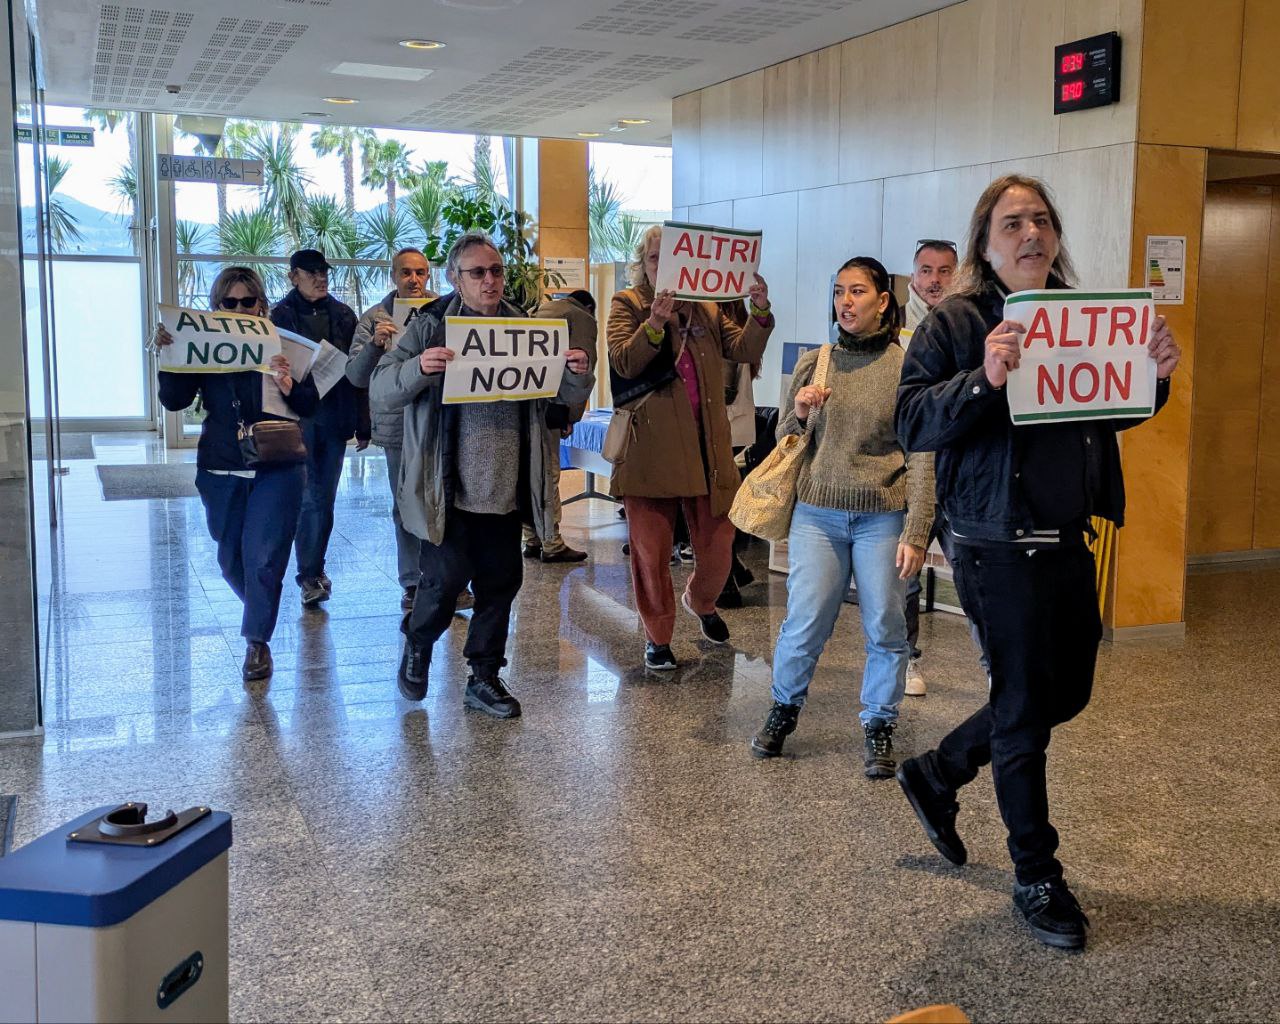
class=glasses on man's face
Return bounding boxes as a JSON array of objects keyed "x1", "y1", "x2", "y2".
[
  {"x1": 220, "y1": 295, "x2": 260, "y2": 310},
  {"x1": 458, "y1": 265, "x2": 505, "y2": 281},
  {"x1": 915, "y1": 238, "x2": 957, "y2": 255}
]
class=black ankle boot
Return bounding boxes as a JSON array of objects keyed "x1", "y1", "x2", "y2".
[
  {"x1": 863, "y1": 719, "x2": 895, "y2": 779},
  {"x1": 750, "y1": 702, "x2": 801, "y2": 759}
]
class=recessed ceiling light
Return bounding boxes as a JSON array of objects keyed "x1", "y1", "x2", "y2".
[
  {"x1": 576, "y1": 131, "x2": 603, "y2": 138},
  {"x1": 322, "y1": 96, "x2": 359, "y2": 105},
  {"x1": 617, "y1": 118, "x2": 651, "y2": 125},
  {"x1": 399, "y1": 39, "x2": 446, "y2": 50},
  {"x1": 301, "y1": 111, "x2": 333, "y2": 118}
]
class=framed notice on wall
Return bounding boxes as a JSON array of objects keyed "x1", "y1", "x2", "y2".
[{"x1": 1144, "y1": 235, "x2": 1186, "y2": 305}]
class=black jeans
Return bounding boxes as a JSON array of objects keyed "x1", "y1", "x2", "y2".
[
  {"x1": 405, "y1": 508, "x2": 523, "y2": 676},
  {"x1": 928, "y1": 541, "x2": 1101, "y2": 884}
]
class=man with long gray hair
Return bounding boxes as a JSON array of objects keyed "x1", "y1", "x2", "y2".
[
  {"x1": 895, "y1": 175, "x2": 1182, "y2": 950},
  {"x1": 370, "y1": 232, "x2": 593, "y2": 719}
]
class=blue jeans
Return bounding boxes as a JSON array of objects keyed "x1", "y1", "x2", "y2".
[
  {"x1": 196, "y1": 465, "x2": 305, "y2": 643},
  {"x1": 295, "y1": 421, "x2": 347, "y2": 583},
  {"x1": 771, "y1": 502, "x2": 909, "y2": 724}
]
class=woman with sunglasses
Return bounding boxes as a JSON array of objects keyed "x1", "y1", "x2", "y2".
[
  {"x1": 750, "y1": 257, "x2": 933, "y2": 777},
  {"x1": 607, "y1": 225, "x2": 773, "y2": 671},
  {"x1": 154, "y1": 266, "x2": 319, "y2": 682}
]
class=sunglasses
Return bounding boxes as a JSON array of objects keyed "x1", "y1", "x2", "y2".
[
  {"x1": 915, "y1": 238, "x2": 957, "y2": 256},
  {"x1": 458, "y1": 265, "x2": 505, "y2": 281},
  {"x1": 219, "y1": 296, "x2": 261, "y2": 310}
]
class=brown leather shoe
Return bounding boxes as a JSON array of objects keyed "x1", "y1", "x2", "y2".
[{"x1": 242, "y1": 641, "x2": 273, "y2": 682}]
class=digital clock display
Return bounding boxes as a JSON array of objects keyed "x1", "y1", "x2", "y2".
[{"x1": 1054, "y1": 32, "x2": 1122, "y2": 114}]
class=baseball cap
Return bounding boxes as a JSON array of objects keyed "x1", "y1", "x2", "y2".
[{"x1": 290, "y1": 249, "x2": 331, "y2": 273}]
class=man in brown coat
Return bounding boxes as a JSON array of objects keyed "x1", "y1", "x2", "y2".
[{"x1": 607, "y1": 225, "x2": 773, "y2": 670}]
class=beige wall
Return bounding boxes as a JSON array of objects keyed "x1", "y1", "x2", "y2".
[{"x1": 673, "y1": 0, "x2": 1144, "y2": 399}]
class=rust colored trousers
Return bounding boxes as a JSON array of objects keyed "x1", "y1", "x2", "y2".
[{"x1": 624, "y1": 494, "x2": 735, "y2": 645}]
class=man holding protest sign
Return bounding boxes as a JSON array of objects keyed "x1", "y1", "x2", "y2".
[
  {"x1": 370, "y1": 232, "x2": 593, "y2": 718},
  {"x1": 271, "y1": 249, "x2": 368, "y2": 609},
  {"x1": 347, "y1": 247, "x2": 441, "y2": 611},
  {"x1": 895, "y1": 176, "x2": 1181, "y2": 950}
]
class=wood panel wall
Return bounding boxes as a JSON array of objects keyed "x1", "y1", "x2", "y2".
[
  {"x1": 1139, "y1": 0, "x2": 1280, "y2": 152},
  {"x1": 1188, "y1": 183, "x2": 1280, "y2": 555}
]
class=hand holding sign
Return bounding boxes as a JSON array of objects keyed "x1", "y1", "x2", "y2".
[
  {"x1": 566, "y1": 348, "x2": 590, "y2": 375},
  {"x1": 748, "y1": 273, "x2": 770, "y2": 311},
  {"x1": 648, "y1": 290, "x2": 677, "y2": 331},
  {"x1": 420, "y1": 347, "x2": 455, "y2": 375},
  {"x1": 984, "y1": 319, "x2": 1025, "y2": 388},
  {"x1": 269, "y1": 354, "x2": 294, "y2": 396},
  {"x1": 1147, "y1": 315, "x2": 1181, "y2": 378},
  {"x1": 372, "y1": 319, "x2": 400, "y2": 350}
]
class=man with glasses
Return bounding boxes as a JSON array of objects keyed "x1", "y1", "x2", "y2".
[
  {"x1": 900, "y1": 238, "x2": 958, "y2": 697},
  {"x1": 271, "y1": 248, "x2": 368, "y2": 608},
  {"x1": 347, "y1": 247, "x2": 441, "y2": 611},
  {"x1": 370, "y1": 232, "x2": 594, "y2": 718}
]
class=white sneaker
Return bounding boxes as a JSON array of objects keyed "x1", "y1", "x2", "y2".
[{"x1": 905, "y1": 659, "x2": 927, "y2": 697}]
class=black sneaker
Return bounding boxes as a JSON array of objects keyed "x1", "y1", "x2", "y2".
[
  {"x1": 522, "y1": 541, "x2": 542, "y2": 559},
  {"x1": 896, "y1": 755, "x2": 967, "y2": 865},
  {"x1": 300, "y1": 578, "x2": 328, "y2": 608},
  {"x1": 750, "y1": 701, "x2": 801, "y2": 759},
  {"x1": 1013, "y1": 876, "x2": 1090, "y2": 950},
  {"x1": 401, "y1": 585, "x2": 417, "y2": 612},
  {"x1": 397, "y1": 639, "x2": 428, "y2": 701},
  {"x1": 681, "y1": 592, "x2": 730, "y2": 644},
  {"x1": 644, "y1": 642, "x2": 678, "y2": 671},
  {"x1": 464, "y1": 675, "x2": 521, "y2": 718},
  {"x1": 242, "y1": 641, "x2": 272, "y2": 682},
  {"x1": 863, "y1": 718, "x2": 896, "y2": 779}
]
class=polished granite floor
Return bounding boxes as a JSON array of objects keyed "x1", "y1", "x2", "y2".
[{"x1": 3, "y1": 435, "x2": 1278, "y2": 1022}]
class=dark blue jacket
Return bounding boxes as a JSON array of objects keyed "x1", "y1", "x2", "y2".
[
  {"x1": 158, "y1": 369, "x2": 320, "y2": 471},
  {"x1": 270, "y1": 288, "x2": 369, "y2": 443},
  {"x1": 895, "y1": 277, "x2": 1170, "y2": 542}
]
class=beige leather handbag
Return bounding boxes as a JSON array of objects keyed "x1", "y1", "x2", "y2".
[{"x1": 729, "y1": 344, "x2": 832, "y2": 541}]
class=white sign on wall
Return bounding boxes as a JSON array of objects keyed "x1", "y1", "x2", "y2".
[{"x1": 157, "y1": 155, "x2": 264, "y2": 185}]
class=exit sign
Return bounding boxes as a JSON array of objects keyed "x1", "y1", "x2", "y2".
[{"x1": 1054, "y1": 32, "x2": 1122, "y2": 114}]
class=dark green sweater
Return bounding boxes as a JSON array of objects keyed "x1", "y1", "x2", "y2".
[{"x1": 779, "y1": 327, "x2": 934, "y2": 549}]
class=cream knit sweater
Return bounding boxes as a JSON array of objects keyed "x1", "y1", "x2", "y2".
[{"x1": 778, "y1": 327, "x2": 934, "y2": 549}]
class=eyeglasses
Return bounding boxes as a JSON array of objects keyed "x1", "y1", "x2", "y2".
[
  {"x1": 458, "y1": 265, "x2": 505, "y2": 281},
  {"x1": 914, "y1": 238, "x2": 957, "y2": 256},
  {"x1": 219, "y1": 296, "x2": 260, "y2": 310}
]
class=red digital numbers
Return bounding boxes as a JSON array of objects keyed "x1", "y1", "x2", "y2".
[
  {"x1": 1061, "y1": 81, "x2": 1085, "y2": 103},
  {"x1": 1061, "y1": 52, "x2": 1085, "y2": 74}
]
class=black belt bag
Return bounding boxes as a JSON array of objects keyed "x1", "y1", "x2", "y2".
[{"x1": 232, "y1": 400, "x2": 307, "y2": 467}]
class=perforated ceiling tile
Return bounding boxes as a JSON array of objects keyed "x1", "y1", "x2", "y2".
[
  {"x1": 577, "y1": 0, "x2": 717, "y2": 35},
  {"x1": 172, "y1": 15, "x2": 308, "y2": 111},
  {"x1": 676, "y1": 0, "x2": 860, "y2": 42},
  {"x1": 91, "y1": 5, "x2": 192, "y2": 105}
]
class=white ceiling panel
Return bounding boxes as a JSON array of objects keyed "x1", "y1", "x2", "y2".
[{"x1": 36, "y1": 0, "x2": 960, "y2": 143}]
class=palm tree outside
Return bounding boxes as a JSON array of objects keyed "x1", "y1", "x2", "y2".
[
  {"x1": 361, "y1": 138, "x2": 414, "y2": 217},
  {"x1": 242, "y1": 123, "x2": 312, "y2": 249},
  {"x1": 311, "y1": 124, "x2": 376, "y2": 217},
  {"x1": 46, "y1": 156, "x2": 84, "y2": 254}
]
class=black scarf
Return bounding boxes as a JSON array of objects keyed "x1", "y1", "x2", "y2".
[{"x1": 836, "y1": 323, "x2": 895, "y2": 353}]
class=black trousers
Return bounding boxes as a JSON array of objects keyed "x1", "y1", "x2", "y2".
[
  {"x1": 928, "y1": 541, "x2": 1101, "y2": 884},
  {"x1": 405, "y1": 508, "x2": 523, "y2": 675}
]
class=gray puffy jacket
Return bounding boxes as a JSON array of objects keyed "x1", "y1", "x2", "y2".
[{"x1": 347, "y1": 290, "x2": 439, "y2": 447}]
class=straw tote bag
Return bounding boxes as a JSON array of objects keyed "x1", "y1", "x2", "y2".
[{"x1": 729, "y1": 344, "x2": 833, "y2": 541}]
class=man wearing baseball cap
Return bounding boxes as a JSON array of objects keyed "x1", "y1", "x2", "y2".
[{"x1": 271, "y1": 248, "x2": 370, "y2": 608}]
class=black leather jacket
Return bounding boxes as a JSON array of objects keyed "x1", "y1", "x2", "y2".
[{"x1": 895, "y1": 277, "x2": 1170, "y2": 542}]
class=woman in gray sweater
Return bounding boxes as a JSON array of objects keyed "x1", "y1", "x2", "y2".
[{"x1": 751, "y1": 256, "x2": 934, "y2": 776}]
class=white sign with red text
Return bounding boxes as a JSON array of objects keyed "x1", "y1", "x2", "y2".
[
  {"x1": 1004, "y1": 289, "x2": 1157, "y2": 425},
  {"x1": 653, "y1": 221, "x2": 762, "y2": 301}
]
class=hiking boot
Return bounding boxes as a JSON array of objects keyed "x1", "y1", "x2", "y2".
[
  {"x1": 464, "y1": 675, "x2": 521, "y2": 718},
  {"x1": 681, "y1": 592, "x2": 730, "y2": 644},
  {"x1": 644, "y1": 642, "x2": 678, "y2": 671},
  {"x1": 1013, "y1": 876, "x2": 1090, "y2": 950},
  {"x1": 863, "y1": 718, "x2": 896, "y2": 779},
  {"x1": 750, "y1": 701, "x2": 801, "y2": 759},
  {"x1": 300, "y1": 578, "x2": 328, "y2": 608},
  {"x1": 397, "y1": 639, "x2": 428, "y2": 701},
  {"x1": 896, "y1": 755, "x2": 966, "y2": 865}
]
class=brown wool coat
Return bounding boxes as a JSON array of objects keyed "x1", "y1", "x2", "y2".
[{"x1": 606, "y1": 280, "x2": 772, "y2": 518}]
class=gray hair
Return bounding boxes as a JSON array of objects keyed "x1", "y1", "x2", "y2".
[
  {"x1": 445, "y1": 231, "x2": 501, "y2": 281},
  {"x1": 628, "y1": 224, "x2": 663, "y2": 288},
  {"x1": 391, "y1": 246, "x2": 426, "y2": 272}
]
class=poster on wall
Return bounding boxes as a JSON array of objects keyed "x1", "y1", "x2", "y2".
[
  {"x1": 1003, "y1": 289, "x2": 1158, "y2": 425},
  {"x1": 652, "y1": 221, "x2": 762, "y2": 301},
  {"x1": 1144, "y1": 235, "x2": 1185, "y2": 305},
  {"x1": 441, "y1": 316, "x2": 570, "y2": 404}
]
